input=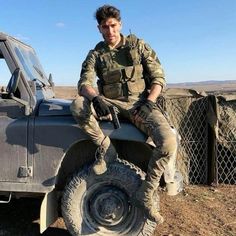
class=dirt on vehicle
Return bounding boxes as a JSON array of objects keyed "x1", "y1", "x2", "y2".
[
  {"x1": 0, "y1": 185, "x2": 235, "y2": 236},
  {"x1": 0, "y1": 86, "x2": 235, "y2": 236},
  {"x1": 1, "y1": 30, "x2": 236, "y2": 236}
]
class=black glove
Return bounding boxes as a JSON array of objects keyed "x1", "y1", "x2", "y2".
[
  {"x1": 92, "y1": 96, "x2": 110, "y2": 118},
  {"x1": 134, "y1": 100, "x2": 155, "y2": 119}
]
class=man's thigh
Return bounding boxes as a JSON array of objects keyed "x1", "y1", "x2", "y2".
[{"x1": 129, "y1": 107, "x2": 176, "y2": 149}]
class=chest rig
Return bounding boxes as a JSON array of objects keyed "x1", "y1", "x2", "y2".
[{"x1": 95, "y1": 34, "x2": 146, "y2": 99}]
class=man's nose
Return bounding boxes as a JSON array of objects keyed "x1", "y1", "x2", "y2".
[{"x1": 107, "y1": 26, "x2": 113, "y2": 33}]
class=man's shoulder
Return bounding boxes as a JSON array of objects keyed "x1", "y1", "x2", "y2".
[
  {"x1": 94, "y1": 41, "x2": 106, "y2": 51},
  {"x1": 126, "y1": 33, "x2": 139, "y2": 41},
  {"x1": 126, "y1": 34, "x2": 146, "y2": 48},
  {"x1": 84, "y1": 41, "x2": 106, "y2": 58}
]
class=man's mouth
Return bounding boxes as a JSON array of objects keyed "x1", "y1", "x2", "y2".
[{"x1": 107, "y1": 35, "x2": 114, "y2": 40}]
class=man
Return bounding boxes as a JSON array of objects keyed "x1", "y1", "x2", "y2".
[{"x1": 71, "y1": 5, "x2": 178, "y2": 224}]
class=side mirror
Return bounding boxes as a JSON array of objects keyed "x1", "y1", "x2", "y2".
[
  {"x1": 48, "y1": 73, "x2": 55, "y2": 89},
  {"x1": 6, "y1": 68, "x2": 21, "y2": 95},
  {"x1": 6, "y1": 68, "x2": 31, "y2": 115}
]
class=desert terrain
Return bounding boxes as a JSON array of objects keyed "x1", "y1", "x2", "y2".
[
  {"x1": 0, "y1": 85, "x2": 235, "y2": 236},
  {"x1": 54, "y1": 80, "x2": 236, "y2": 99},
  {"x1": 0, "y1": 185, "x2": 235, "y2": 236}
]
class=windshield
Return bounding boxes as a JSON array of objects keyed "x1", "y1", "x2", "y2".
[{"x1": 9, "y1": 39, "x2": 50, "y2": 86}]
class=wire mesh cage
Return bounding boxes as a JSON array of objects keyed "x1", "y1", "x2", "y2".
[
  {"x1": 216, "y1": 99, "x2": 236, "y2": 184},
  {"x1": 158, "y1": 90, "x2": 236, "y2": 185},
  {"x1": 159, "y1": 93, "x2": 209, "y2": 184}
]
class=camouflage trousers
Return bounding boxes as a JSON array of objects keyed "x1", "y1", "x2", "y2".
[{"x1": 70, "y1": 95, "x2": 178, "y2": 185}]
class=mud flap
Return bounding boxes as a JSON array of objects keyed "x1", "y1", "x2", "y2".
[{"x1": 40, "y1": 190, "x2": 58, "y2": 234}]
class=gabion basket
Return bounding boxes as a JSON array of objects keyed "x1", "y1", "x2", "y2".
[
  {"x1": 159, "y1": 93, "x2": 209, "y2": 184},
  {"x1": 216, "y1": 98, "x2": 236, "y2": 184}
]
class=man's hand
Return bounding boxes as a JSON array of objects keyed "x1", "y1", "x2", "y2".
[
  {"x1": 92, "y1": 96, "x2": 111, "y2": 120},
  {"x1": 133, "y1": 100, "x2": 155, "y2": 121}
]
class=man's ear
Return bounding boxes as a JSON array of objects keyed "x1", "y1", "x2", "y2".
[{"x1": 119, "y1": 21, "x2": 122, "y2": 30}]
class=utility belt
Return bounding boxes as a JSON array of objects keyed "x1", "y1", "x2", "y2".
[{"x1": 98, "y1": 65, "x2": 145, "y2": 99}]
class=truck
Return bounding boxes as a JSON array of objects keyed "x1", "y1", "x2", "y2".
[{"x1": 0, "y1": 32, "x2": 162, "y2": 236}]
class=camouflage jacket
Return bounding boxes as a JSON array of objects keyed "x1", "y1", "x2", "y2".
[{"x1": 78, "y1": 34, "x2": 166, "y2": 98}]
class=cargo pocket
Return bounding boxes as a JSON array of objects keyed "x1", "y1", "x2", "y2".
[
  {"x1": 103, "y1": 83, "x2": 123, "y2": 99},
  {"x1": 127, "y1": 79, "x2": 145, "y2": 94},
  {"x1": 103, "y1": 70, "x2": 122, "y2": 84},
  {"x1": 125, "y1": 65, "x2": 145, "y2": 94}
]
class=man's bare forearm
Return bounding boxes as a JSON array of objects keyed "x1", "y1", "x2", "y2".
[
  {"x1": 147, "y1": 83, "x2": 162, "y2": 102},
  {"x1": 80, "y1": 85, "x2": 113, "y2": 121},
  {"x1": 79, "y1": 85, "x2": 98, "y2": 101}
]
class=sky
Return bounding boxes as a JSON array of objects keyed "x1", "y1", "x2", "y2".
[{"x1": 1, "y1": 0, "x2": 236, "y2": 86}]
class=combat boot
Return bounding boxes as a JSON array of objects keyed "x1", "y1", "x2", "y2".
[
  {"x1": 92, "y1": 136, "x2": 117, "y2": 175},
  {"x1": 132, "y1": 151, "x2": 169, "y2": 224},
  {"x1": 132, "y1": 180, "x2": 164, "y2": 224}
]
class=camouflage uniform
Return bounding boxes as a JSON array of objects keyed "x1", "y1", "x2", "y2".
[{"x1": 71, "y1": 34, "x2": 178, "y2": 223}]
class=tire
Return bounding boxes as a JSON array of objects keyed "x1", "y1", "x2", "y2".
[{"x1": 61, "y1": 159, "x2": 157, "y2": 236}]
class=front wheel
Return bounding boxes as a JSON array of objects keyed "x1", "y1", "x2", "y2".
[{"x1": 61, "y1": 160, "x2": 156, "y2": 236}]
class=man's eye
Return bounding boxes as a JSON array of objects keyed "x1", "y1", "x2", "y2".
[
  {"x1": 102, "y1": 25, "x2": 109, "y2": 29},
  {"x1": 101, "y1": 24, "x2": 117, "y2": 29}
]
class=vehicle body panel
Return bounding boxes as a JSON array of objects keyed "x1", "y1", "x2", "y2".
[
  {"x1": 0, "y1": 31, "x2": 148, "y2": 194},
  {"x1": 0, "y1": 102, "x2": 28, "y2": 182}
]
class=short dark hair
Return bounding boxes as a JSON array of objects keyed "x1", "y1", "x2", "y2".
[{"x1": 95, "y1": 5, "x2": 121, "y2": 24}]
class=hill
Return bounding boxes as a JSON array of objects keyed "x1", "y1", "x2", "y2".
[
  {"x1": 168, "y1": 80, "x2": 236, "y2": 93},
  {"x1": 54, "y1": 80, "x2": 236, "y2": 99}
]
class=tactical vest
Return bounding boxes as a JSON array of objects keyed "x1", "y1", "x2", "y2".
[{"x1": 95, "y1": 34, "x2": 146, "y2": 99}]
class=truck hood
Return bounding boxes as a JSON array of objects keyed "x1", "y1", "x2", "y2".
[
  {"x1": 37, "y1": 98, "x2": 149, "y2": 144},
  {"x1": 38, "y1": 98, "x2": 72, "y2": 116}
]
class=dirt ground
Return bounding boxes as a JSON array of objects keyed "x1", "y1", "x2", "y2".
[
  {"x1": 0, "y1": 86, "x2": 235, "y2": 236},
  {"x1": 0, "y1": 185, "x2": 235, "y2": 236}
]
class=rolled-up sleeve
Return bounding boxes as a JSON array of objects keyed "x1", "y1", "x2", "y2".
[
  {"x1": 77, "y1": 50, "x2": 97, "y2": 92},
  {"x1": 140, "y1": 40, "x2": 166, "y2": 88}
]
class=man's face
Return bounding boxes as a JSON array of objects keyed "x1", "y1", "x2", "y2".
[{"x1": 98, "y1": 18, "x2": 122, "y2": 47}]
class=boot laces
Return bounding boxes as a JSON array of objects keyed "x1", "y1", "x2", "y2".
[{"x1": 95, "y1": 146, "x2": 106, "y2": 160}]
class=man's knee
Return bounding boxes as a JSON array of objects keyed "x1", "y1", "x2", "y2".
[
  {"x1": 70, "y1": 96, "x2": 91, "y2": 124},
  {"x1": 70, "y1": 96, "x2": 83, "y2": 116},
  {"x1": 160, "y1": 128, "x2": 178, "y2": 155}
]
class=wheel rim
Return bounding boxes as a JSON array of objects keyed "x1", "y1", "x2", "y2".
[
  {"x1": 82, "y1": 182, "x2": 143, "y2": 235},
  {"x1": 90, "y1": 186, "x2": 129, "y2": 226}
]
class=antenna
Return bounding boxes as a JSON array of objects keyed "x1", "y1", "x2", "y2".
[{"x1": 129, "y1": 29, "x2": 134, "y2": 48}]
